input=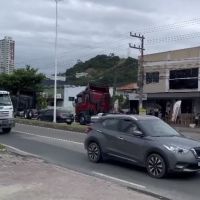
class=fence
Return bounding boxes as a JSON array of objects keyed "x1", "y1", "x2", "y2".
[{"x1": 165, "y1": 113, "x2": 195, "y2": 126}]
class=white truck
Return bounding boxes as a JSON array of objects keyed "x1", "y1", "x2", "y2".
[{"x1": 0, "y1": 91, "x2": 15, "y2": 133}]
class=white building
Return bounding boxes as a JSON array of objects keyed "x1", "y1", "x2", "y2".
[
  {"x1": 46, "y1": 75, "x2": 66, "y2": 81},
  {"x1": 75, "y1": 72, "x2": 88, "y2": 78},
  {"x1": 0, "y1": 36, "x2": 15, "y2": 74},
  {"x1": 63, "y1": 86, "x2": 86, "y2": 113}
]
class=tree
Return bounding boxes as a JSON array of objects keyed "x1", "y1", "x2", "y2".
[
  {"x1": 0, "y1": 65, "x2": 45, "y2": 95},
  {"x1": 37, "y1": 95, "x2": 48, "y2": 109}
]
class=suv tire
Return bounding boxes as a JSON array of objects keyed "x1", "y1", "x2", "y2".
[
  {"x1": 146, "y1": 153, "x2": 167, "y2": 178},
  {"x1": 87, "y1": 142, "x2": 102, "y2": 163}
]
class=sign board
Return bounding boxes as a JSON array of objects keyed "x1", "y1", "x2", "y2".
[
  {"x1": 171, "y1": 100, "x2": 182, "y2": 122},
  {"x1": 128, "y1": 93, "x2": 147, "y2": 101},
  {"x1": 139, "y1": 108, "x2": 147, "y2": 115}
]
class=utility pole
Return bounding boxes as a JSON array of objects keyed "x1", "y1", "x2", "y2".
[
  {"x1": 129, "y1": 32, "x2": 145, "y2": 113},
  {"x1": 53, "y1": 0, "x2": 63, "y2": 123}
]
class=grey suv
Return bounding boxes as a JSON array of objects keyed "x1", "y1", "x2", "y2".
[{"x1": 84, "y1": 114, "x2": 200, "y2": 178}]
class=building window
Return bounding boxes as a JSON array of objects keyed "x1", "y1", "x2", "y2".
[
  {"x1": 169, "y1": 68, "x2": 198, "y2": 89},
  {"x1": 68, "y1": 97, "x2": 75, "y2": 101},
  {"x1": 146, "y1": 72, "x2": 159, "y2": 84}
]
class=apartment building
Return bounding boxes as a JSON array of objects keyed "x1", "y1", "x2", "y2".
[
  {"x1": 0, "y1": 36, "x2": 15, "y2": 74},
  {"x1": 143, "y1": 46, "x2": 200, "y2": 116}
]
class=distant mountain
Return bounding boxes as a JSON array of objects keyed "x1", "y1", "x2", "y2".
[{"x1": 65, "y1": 54, "x2": 138, "y2": 86}]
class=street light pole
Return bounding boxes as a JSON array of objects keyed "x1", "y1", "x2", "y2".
[{"x1": 53, "y1": 0, "x2": 62, "y2": 123}]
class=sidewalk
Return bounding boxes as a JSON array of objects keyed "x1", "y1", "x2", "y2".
[
  {"x1": 173, "y1": 125, "x2": 200, "y2": 141},
  {"x1": 0, "y1": 151, "x2": 157, "y2": 200}
]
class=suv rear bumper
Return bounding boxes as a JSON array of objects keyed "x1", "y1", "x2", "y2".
[{"x1": 0, "y1": 118, "x2": 15, "y2": 129}]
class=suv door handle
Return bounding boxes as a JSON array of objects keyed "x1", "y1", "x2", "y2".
[
  {"x1": 97, "y1": 129, "x2": 102, "y2": 133},
  {"x1": 118, "y1": 136, "x2": 124, "y2": 140}
]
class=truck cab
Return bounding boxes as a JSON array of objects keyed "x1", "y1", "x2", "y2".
[{"x1": 0, "y1": 91, "x2": 15, "y2": 133}]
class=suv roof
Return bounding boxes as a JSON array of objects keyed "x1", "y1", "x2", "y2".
[{"x1": 101, "y1": 114, "x2": 158, "y2": 121}]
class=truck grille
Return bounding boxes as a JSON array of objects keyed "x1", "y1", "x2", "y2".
[
  {"x1": 0, "y1": 111, "x2": 9, "y2": 118},
  {"x1": 192, "y1": 147, "x2": 200, "y2": 158}
]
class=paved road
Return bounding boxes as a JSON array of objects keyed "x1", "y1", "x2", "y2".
[{"x1": 1, "y1": 124, "x2": 200, "y2": 200}]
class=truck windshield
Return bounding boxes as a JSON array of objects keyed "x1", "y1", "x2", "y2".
[{"x1": 0, "y1": 94, "x2": 12, "y2": 106}]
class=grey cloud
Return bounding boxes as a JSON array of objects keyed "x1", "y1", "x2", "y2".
[{"x1": 1, "y1": 0, "x2": 200, "y2": 74}]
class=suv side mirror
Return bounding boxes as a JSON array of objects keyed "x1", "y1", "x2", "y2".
[{"x1": 133, "y1": 130, "x2": 144, "y2": 137}]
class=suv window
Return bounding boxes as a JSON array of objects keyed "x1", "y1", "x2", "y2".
[
  {"x1": 102, "y1": 118, "x2": 119, "y2": 131},
  {"x1": 119, "y1": 119, "x2": 139, "y2": 134}
]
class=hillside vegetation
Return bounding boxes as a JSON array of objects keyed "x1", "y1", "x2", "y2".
[{"x1": 65, "y1": 54, "x2": 138, "y2": 86}]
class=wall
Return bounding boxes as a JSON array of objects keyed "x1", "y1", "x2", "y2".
[{"x1": 143, "y1": 46, "x2": 200, "y2": 94}]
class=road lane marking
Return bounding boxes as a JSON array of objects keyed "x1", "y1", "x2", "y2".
[
  {"x1": 92, "y1": 171, "x2": 146, "y2": 189},
  {"x1": 14, "y1": 130, "x2": 84, "y2": 146}
]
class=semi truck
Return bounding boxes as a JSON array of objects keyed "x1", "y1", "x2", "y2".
[
  {"x1": 0, "y1": 91, "x2": 15, "y2": 133},
  {"x1": 75, "y1": 84, "x2": 111, "y2": 125}
]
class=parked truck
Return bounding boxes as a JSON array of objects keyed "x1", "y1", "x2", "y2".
[
  {"x1": 75, "y1": 84, "x2": 111, "y2": 125},
  {"x1": 0, "y1": 91, "x2": 15, "y2": 133},
  {"x1": 11, "y1": 91, "x2": 37, "y2": 119}
]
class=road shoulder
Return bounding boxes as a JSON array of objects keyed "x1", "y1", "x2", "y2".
[{"x1": 0, "y1": 148, "x2": 159, "y2": 200}]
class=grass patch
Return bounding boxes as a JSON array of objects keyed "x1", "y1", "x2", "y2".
[
  {"x1": 15, "y1": 118, "x2": 87, "y2": 133},
  {"x1": 0, "y1": 144, "x2": 6, "y2": 152}
]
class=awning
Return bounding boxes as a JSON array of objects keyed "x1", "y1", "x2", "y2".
[{"x1": 147, "y1": 92, "x2": 200, "y2": 99}]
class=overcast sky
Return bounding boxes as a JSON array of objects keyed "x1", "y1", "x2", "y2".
[{"x1": 1, "y1": 0, "x2": 200, "y2": 75}]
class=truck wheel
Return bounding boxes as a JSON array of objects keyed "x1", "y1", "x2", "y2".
[
  {"x1": 27, "y1": 110, "x2": 33, "y2": 119},
  {"x1": 79, "y1": 114, "x2": 86, "y2": 125},
  {"x1": 24, "y1": 111, "x2": 28, "y2": 119},
  {"x1": 2, "y1": 128, "x2": 11, "y2": 134}
]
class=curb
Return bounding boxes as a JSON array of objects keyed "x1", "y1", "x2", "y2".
[
  {"x1": 174, "y1": 127, "x2": 200, "y2": 134},
  {"x1": 2, "y1": 144, "x2": 41, "y2": 158},
  {"x1": 15, "y1": 118, "x2": 87, "y2": 133}
]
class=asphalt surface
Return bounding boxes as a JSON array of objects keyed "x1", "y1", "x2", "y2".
[{"x1": 1, "y1": 123, "x2": 200, "y2": 200}]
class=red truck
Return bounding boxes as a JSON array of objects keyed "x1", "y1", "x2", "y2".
[{"x1": 75, "y1": 84, "x2": 111, "y2": 125}]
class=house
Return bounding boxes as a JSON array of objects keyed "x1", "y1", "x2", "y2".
[
  {"x1": 116, "y1": 83, "x2": 139, "y2": 113},
  {"x1": 116, "y1": 83, "x2": 138, "y2": 96},
  {"x1": 143, "y1": 46, "x2": 200, "y2": 123}
]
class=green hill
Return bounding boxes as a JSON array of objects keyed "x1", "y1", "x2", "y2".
[{"x1": 65, "y1": 54, "x2": 138, "y2": 86}]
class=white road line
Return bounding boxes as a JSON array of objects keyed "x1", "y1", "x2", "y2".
[
  {"x1": 92, "y1": 171, "x2": 146, "y2": 189},
  {"x1": 14, "y1": 130, "x2": 84, "y2": 146}
]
